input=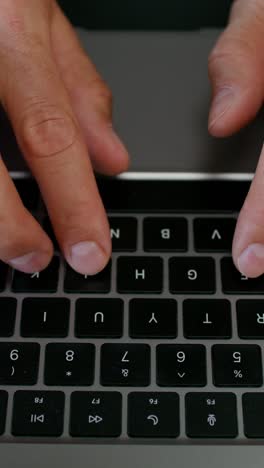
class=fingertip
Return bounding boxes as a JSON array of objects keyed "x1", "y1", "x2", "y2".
[
  {"x1": 208, "y1": 86, "x2": 236, "y2": 137},
  {"x1": 65, "y1": 240, "x2": 111, "y2": 275},
  {"x1": 235, "y1": 243, "x2": 264, "y2": 278},
  {"x1": 8, "y1": 247, "x2": 53, "y2": 273},
  {"x1": 104, "y1": 142, "x2": 130, "y2": 175},
  {"x1": 99, "y1": 128, "x2": 130, "y2": 174},
  {"x1": 85, "y1": 126, "x2": 130, "y2": 176},
  {"x1": 0, "y1": 212, "x2": 54, "y2": 274},
  {"x1": 208, "y1": 87, "x2": 262, "y2": 137}
]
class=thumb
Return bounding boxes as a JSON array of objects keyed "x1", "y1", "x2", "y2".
[{"x1": 208, "y1": 0, "x2": 264, "y2": 137}]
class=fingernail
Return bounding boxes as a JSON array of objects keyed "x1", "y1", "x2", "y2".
[
  {"x1": 209, "y1": 86, "x2": 235, "y2": 130},
  {"x1": 9, "y1": 251, "x2": 49, "y2": 273},
  {"x1": 69, "y1": 241, "x2": 107, "y2": 275},
  {"x1": 237, "y1": 243, "x2": 264, "y2": 278}
]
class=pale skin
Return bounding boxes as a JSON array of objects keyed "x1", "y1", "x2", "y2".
[{"x1": 0, "y1": 0, "x2": 264, "y2": 278}]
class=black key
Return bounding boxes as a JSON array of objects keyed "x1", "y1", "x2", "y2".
[
  {"x1": 42, "y1": 217, "x2": 59, "y2": 250},
  {"x1": 194, "y1": 218, "x2": 236, "y2": 252},
  {"x1": 101, "y1": 344, "x2": 150, "y2": 386},
  {"x1": 0, "y1": 298, "x2": 17, "y2": 337},
  {"x1": 45, "y1": 343, "x2": 95, "y2": 386},
  {"x1": 12, "y1": 256, "x2": 59, "y2": 293},
  {"x1": 237, "y1": 300, "x2": 264, "y2": 339},
  {"x1": 0, "y1": 261, "x2": 8, "y2": 292},
  {"x1": 21, "y1": 298, "x2": 70, "y2": 338},
  {"x1": 157, "y1": 345, "x2": 206, "y2": 387},
  {"x1": 70, "y1": 391, "x2": 122, "y2": 437},
  {"x1": 12, "y1": 391, "x2": 65, "y2": 436},
  {"x1": 64, "y1": 261, "x2": 111, "y2": 293},
  {"x1": 243, "y1": 393, "x2": 264, "y2": 438},
  {"x1": 185, "y1": 393, "x2": 238, "y2": 438},
  {"x1": 128, "y1": 392, "x2": 179, "y2": 438},
  {"x1": 221, "y1": 257, "x2": 264, "y2": 294},
  {"x1": 117, "y1": 256, "x2": 163, "y2": 293},
  {"x1": 212, "y1": 345, "x2": 262, "y2": 387},
  {"x1": 14, "y1": 178, "x2": 39, "y2": 210},
  {"x1": 75, "y1": 298, "x2": 123, "y2": 338},
  {"x1": 109, "y1": 217, "x2": 137, "y2": 251},
  {"x1": 0, "y1": 342, "x2": 40, "y2": 385},
  {"x1": 183, "y1": 299, "x2": 232, "y2": 339},
  {"x1": 143, "y1": 217, "x2": 187, "y2": 252},
  {"x1": 129, "y1": 299, "x2": 177, "y2": 339},
  {"x1": 169, "y1": 257, "x2": 216, "y2": 294},
  {"x1": 0, "y1": 391, "x2": 8, "y2": 435}
]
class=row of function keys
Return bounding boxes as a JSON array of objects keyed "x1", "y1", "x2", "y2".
[
  {"x1": 0, "y1": 343, "x2": 263, "y2": 387},
  {"x1": 2, "y1": 298, "x2": 264, "y2": 340},
  {"x1": 0, "y1": 390, "x2": 263, "y2": 439},
  {"x1": 1, "y1": 256, "x2": 264, "y2": 294},
  {"x1": 43, "y1": 216, "x2": 237, "y2": 253}
]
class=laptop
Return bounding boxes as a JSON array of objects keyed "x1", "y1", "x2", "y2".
[{"x1": 0, "y1": 29, "x2": 264, "y2": 468}]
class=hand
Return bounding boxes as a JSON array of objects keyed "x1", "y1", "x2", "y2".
[
  {"x1": 0, "y1": 0, "x2": 129, "y2": 274},
  {"x1": 208, "y1": 0, "x2": 264, "y2": 277}
]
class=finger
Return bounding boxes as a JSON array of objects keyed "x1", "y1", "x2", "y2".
[
  {"x1": 232, "y1": 145, "x2": 264, "y2": 277},
  {"x1": 51, "y1": 5, "x2": 129, "y2": 176},
  {"x1": 0, "y1": 158, "x2": 52, "y2": 272},
  {"x1": 208, "y1": 0, "x2": 264, "y2": 137},
  {"x1": 1, "y1": 15, "x2": 111, "y2": 275}
]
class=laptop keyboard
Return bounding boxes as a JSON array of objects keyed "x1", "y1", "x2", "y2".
[{"x1": 1, "y1": 177, "x2": 264, "y2": 443}]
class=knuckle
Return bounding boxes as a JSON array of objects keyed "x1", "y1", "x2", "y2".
[
  {"x1": 20, "y1": 103, "x2": 78, "y2": 160},
  {"x1": 208, "y1": 31, "x2": 258, "y2": 73}
]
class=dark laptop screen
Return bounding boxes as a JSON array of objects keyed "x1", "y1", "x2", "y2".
[{"x1": 58, "y1": 0, "x2": 232, "y2": 30}]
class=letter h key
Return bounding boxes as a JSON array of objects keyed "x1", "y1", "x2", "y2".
[{"x1": 117, "y1": 257, "x2": 163, "y2": 293}]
